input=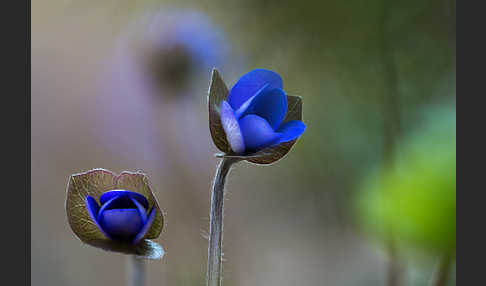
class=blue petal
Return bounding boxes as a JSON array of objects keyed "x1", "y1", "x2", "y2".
[
  {"x1": 97, "y1": 195, "x2": 122, "y2": 221},
  {"x1": 100, "y1": 195, "x2": 137, "y2": 211},
  {"x1": 99, "y1": 209, "x2": 144, "y2": 238},
  {"x1": 239, "y1": 114, "x2": 282, "y2": 151},
  {"x1": 86, "y1": 196, "x2": 100, "y2": 217},
  {"x1": 228, "y1": 69, "x2": 283, "y2": 111},
  {"x1": 100, "y1": 190, "x2": 149, "y2": 209},
  {"x1": 131, "y1": 208, "x2": 156, "y2": 245},
  {"x1": 277, "y1": 120, "x2": 306, "y2": 143},
  {"x1": 240, "y1": 87, "x2": 287, "y2": 129},
  {"x1": 220, "y1": 100, "x2": 245, "y2": 154},
  {"x1": 130, "y1": 197, "x2": 148, "y2": 223},
  {"x1": 234, "y1": 83, "x2": 269, "y2": 118},
  {"x1": 85, "y1": 196, "x2": 112, "y2": 240}
]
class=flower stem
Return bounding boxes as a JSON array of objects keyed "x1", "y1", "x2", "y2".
[
  {"x1": 206, "y1": 157, "x2": 239, "y2": 286},
  {"x1": 430, "y1": 253, "x2": 453, "y2": 286},
  {"x1": 127, "y1": 256, "x2": 146, "y2": 286}
]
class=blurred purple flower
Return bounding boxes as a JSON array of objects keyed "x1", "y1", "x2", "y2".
[
  {"x1": 94, "y1": 8, "x2": 235, "y2": 175},
  {"x1": 115, "y1": 8, "x2": 231, "y2": 100},
  {"x1": 145, "y1": 9, "x2": 228, "y2": 89}
]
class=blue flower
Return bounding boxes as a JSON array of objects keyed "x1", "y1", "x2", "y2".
[
  {"x1": 66, "y1": 169, "x2": 164, "y2": 258},
  {"x1": 143, "y1": 9, "x2": 230, "y2": 94},
  {"x1": 85, "y1": 190, "x2": 156, "y2": 245},
  {"x1": 106, "y1": 8, "x2": 231, "y2": 100},
  {"x1": 219, "y1": 69, "x2": 306, "y2": 154},
  {"x1": 95, "y1": 8, "x2": 237, "y2": 174},
  {"x1": 145, "y1": 9, "x2": 228, "y2": 74}
]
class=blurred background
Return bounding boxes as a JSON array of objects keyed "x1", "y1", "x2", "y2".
[{"x1": 31, "y1": 0, "x2": 456, "y2": 285}]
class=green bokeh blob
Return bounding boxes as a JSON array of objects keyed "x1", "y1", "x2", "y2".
[{"x1": 357, "y1": 106, "x2": 456, "y2": 254}]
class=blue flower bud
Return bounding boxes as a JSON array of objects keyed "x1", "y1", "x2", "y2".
[
  {"x1": 66, "y1": 169, "x2": 164, "y2": 259},
  {"x1": 86, "y1": 190, "x2": 157, "y2": 245}
]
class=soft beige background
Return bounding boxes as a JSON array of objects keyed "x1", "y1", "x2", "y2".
[{"x1": 32, "y1": 0, "x2": 455, "y2": 285}]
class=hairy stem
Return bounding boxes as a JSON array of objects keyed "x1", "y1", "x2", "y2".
[
  {"x1": 206, "y1": 157, "x2": 239, "y2": 286},
  {"x1": 127, "y1": 256, "x2": 145, "y2": 286}
]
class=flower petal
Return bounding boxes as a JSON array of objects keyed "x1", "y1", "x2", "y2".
[
  {"x1": 220, "y1": 100, "x2": 245, "y2": 154},
  {"x1": 233, "y1": 84, "x2": 269, "y2": 118},
  {"x1": 132, "y1": 208, "x2": 157, "y2": 245},
  {"x1": 100, "y1": 190, "x2": 149, "y2": 209},
  {"x1": 130, "y1": 197, "x2": 148, "y2": 223},
  {"x1": 228, "y1": 69, "x2": 283, "y2": 111},
  {"x1": 85, "y1": 196, "x2": 112, "y2": 240},
  {"x1": 241, "y1": 87, "x2": 287, "y2": 129},
  {"x1": 97, "y1": 195, "x2": 122, "y2": 221},
  {"x1": 239, "y1": 114, "x2": 282, "y2": 151},
  {"x1": 99, "y1": 209, "x2": 144, "y2": 238},
  {"x1": 85, "y1": 196, "x2": 100, "y2": 217},
  {"x1": 99, "y1": 195, "x2": 140, "y2": 215},
  {"x1": 277, "y1": 120, "x2": 306, "y2": 143}
]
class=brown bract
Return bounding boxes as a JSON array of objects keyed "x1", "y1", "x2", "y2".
[
  {"x1": 208, "y1": 68, "x2": 304, "y2": 165},
  {"x1": 65, "y1": 169, "x2": 164, "y2": 259}
]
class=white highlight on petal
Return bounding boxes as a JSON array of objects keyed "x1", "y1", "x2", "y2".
[{"x1": 220, "y1": 100, "x2": 245, "y2": 154}]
